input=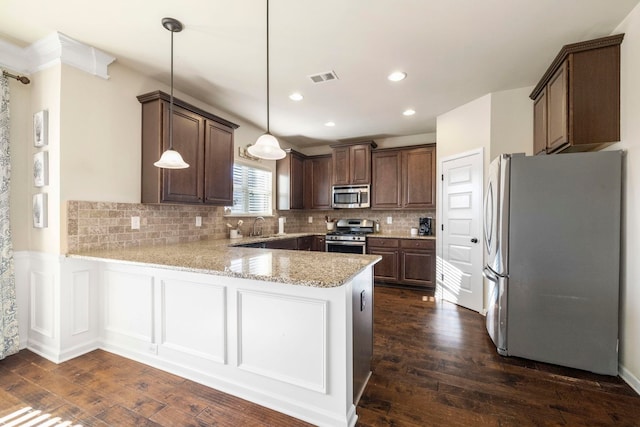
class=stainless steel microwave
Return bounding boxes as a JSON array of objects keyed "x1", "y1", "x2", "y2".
[{"x1": 332, "y1": 185, "x2": 370, "y2": 208}]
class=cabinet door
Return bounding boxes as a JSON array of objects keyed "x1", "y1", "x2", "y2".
[
  {"x1": 533, "y1": 89, "x2": 548, "y2": 155},
  {"x1": 350, "y1": 144, "x2": 371, "y2": 185},
  {"x1": 162, "y1": 104, "x2": 205, "y2": 203},
  {"x1": 305, "y1": 156, "x2": 332, "y2": 210},
  {"x1": 290, "y1": 153, "x2": 305, "y2": 209},
  {"x1": 203, "y1": 121, "x2": 234, "y2": 205},
  {"x1": 332, "y1": 146, "x2": 350, "y2": 185},
  {"x1": 371, "y1": 151, "x2": 402, "y2": 209},
  {"x1": 547, "y1": 61, "x2": 569, "y2": 153},
  {"x1": 277, "y1": 151, "x2": 305, "y2": 210},
  {"x1": 368, "y1": 247, "x2": 399, "y2": 283},
  {"x1": 400, "y1": 239, "x2": 435, "y2": 288},
  {"x1": 297, "y1": 236, "x2": 314, "y2": 251},
  {"x1": 265, "y1": 238, "x2": 298, "y2": 250},
  {"x1": 312, "y1": 235, "x2": 326, "y2": 251},
  {"x1": 402, "y1": 146, "x2": 435, "y2": 209}
]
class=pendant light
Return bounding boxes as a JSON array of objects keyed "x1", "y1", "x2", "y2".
[
  {"x1": 247, "y1": 0, "x2": 286, "y2": 161},
  {"x1": 154, "y1": 17, "x2": 189, "y2": 169}
]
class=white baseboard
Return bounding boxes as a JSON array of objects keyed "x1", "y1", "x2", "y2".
[{"x1": 619, "y1": 363, "x2": 640, "y2": 395}]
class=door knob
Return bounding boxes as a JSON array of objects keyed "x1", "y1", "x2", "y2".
[{"x1": 471, "y1": 238, "x2": 478, "y2": 243}]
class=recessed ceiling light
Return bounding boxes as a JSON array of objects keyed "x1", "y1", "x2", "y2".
[
  {"x1": 403, "y1": 109, "x2": 416, "y2": 116},
  {"x1": 388, "y1": 71, "x2": 407, "y2": 82},
  {"x1": 289, "y1": 92, "x2": 303, "y2": 101},
  {"x1": 325, "y1": 121, "x2": 336, "y2": 127}
]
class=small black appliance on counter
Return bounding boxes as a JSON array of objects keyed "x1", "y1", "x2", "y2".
[{"x1": 419, "y1": 217, "x2": 432, "y2": 236}]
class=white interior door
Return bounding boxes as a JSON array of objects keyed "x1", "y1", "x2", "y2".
[{"x1": 438, "y1": 149, "x2": 483, "y2": 313}]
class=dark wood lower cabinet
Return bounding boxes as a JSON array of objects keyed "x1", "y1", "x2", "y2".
[
  {"x1": 264, "y1": 238, "x2": 298, "y2": 250},
  {"x1": 368, "y1": 237, "x2": 435, "y2": 289},
  {"x1": 312, "y1": 235, "x2": 326, "y2": 252},
  {"x1": 297, "y1": 236, "x2": 314, "y2": 251}
]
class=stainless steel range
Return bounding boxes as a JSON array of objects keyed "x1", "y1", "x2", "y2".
[{"x1": 325, "y1": 219, "x2": 375, "y2": 254}]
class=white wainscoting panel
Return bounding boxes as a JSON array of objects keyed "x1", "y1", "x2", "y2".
[
  {"x1": 103, "y1": 269, "x2": 154, "y2": 343},
  {"x1": 237, "y1": 290, "x2": 327, "y2": 393},
  {"x1": 30, "y1": 270, "x2": 55, "y2": 339},
  {"x1": 160, "y1": 278, "x2": 226, "y2": 364},
  {"x1": 71, "y1": 270, "x2": 90, "y2": 335}
]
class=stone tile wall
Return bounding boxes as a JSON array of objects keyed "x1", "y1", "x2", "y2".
[
  {"x1": 67, "y1": 201, "x2": 278, "y2": 252},
  {"x1": 67, "y1": 201, "x2": 436, "y2": 252},
  {"x1": 278, "y1": 208, "x2": 437, "y2": 235}
]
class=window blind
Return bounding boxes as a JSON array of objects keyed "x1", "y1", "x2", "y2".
[{"x1": 229, "y1": 164, "x2": 272, "y2": 215}]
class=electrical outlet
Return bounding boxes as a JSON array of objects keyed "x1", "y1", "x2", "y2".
[
  {"x1": 308, "y1": 216, "x2": 313, "y2": 223},
  {"x1": 195, "y1": 216, "x2": 202, "y2": 227},
  {"x1": 282, "y1": 217, "x2": 286, "y2": 223},
  {"x1": 386, "y1": 216, "x2": 393, "y2": 224},
  {"x1": 131, "y1": 216, "x2": 140, "y2": 230}
]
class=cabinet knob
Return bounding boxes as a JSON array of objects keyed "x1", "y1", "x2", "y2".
[{"x1": 471, "y1": 238, "x2": 478, "y2": 243}]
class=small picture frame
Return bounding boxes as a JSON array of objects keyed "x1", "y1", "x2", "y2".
[
  {"x1": 34, "y1": 110, "x2": 48, "y2": 147},
  {"x1": 33, "y1": 151, "x2": 48, "y2": 187},
  {"x1": 33, "y1": 193, "x2": 48, "y2": 228}
]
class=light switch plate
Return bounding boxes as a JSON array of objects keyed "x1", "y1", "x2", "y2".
[
  {"x1": 131, "y1": 216, "x2": 140, "y2": 230},
  {"x1": 308, "y1": 216, "x2": 313, "y2": 223},
  {"x1": 196, "y1": 216, "x2": 202, "y2": 227}
]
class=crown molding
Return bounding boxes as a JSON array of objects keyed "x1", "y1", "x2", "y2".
[{"x1": 0, "y1": 32, "x2": 115, "y2": 79}]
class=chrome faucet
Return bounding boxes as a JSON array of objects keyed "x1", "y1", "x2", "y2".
[{"x1": 252, "y1": 216, "x2": 265, "y2": 237}]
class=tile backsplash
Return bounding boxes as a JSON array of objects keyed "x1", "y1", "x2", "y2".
[{"x1": 67, "y1": 200, "x2": 435, "y2": 252}]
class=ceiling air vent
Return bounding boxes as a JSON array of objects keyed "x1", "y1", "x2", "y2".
[{"x1": 308, "y1": 70, "x2": 339, "y2": 83}]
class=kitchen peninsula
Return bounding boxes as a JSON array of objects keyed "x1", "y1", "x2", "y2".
[{"x1": 53, "y1": 237, "x2": 380, "y2": 427}]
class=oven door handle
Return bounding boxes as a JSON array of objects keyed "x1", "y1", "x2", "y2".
[{"x1": 326, "y1": 241, "x2": 366, "y2": 246}]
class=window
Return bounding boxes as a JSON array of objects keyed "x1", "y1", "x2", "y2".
[{"x1": 228, "y1": 163, "x2": 272, "y2": 215}]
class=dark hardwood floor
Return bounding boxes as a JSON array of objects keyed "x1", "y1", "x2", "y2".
[{"x1": 1, "y1": 286, "x2": 639, "y2": 426}]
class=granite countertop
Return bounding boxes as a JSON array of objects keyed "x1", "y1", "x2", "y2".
[
  {"x1": 67, "y1": 234, "x2": 380, "y2": 288},
  {"x1": 368, "y1": 233, "x2": 436, "y2": 240}
]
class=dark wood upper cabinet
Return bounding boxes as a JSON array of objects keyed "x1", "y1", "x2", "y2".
[
  {"x1": 277, "y1": 149, "x2": 305, "y2": 210},
  {"x1": 530, "y1": 34, "x2": 623, "y2": 154},
  {"x1": 403, "y1": 146, "x2": 436, "y2": 209},
  {"x1": 304, "y1": 155, "x2": 333, "y2": 210},
  {"x1": 138, "y1": 91, "x2": 239, "y2": 205},
  {"x1": 532, "y1": 88, "x2": 548, "y2": 155},
  {"x1": 204, "y1": 120, "x2": 235, "y2": 204},
  {"x1": 371, "y1": 150, "x2": 402, "y2": 209},
  {"x1": 372, "y1": 144, "x2": 436, "y2": 209},
  {"x1": 278, "y1": 151, "x2": 332, "y2": 210},
  {"x1": 331, "y1": 142, "x2": 375, "y2": 185}
]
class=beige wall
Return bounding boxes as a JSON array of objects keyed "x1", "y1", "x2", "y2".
[
  {"x1": 28, "y1": 66, "x2": 62, "y2": 254},
  {"x1": 436, "y1": 93, "x2": 492, "y2": 162},
  {"x1": 611, "y1": 2, "x2": 640, "y2": 388},
  {"x1": 490, "y1": 86, "x2": 534, "y2": 159}
]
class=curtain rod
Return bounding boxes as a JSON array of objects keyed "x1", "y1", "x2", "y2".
[{"x1": 2, "y1": 70, "x2": 30, "y2": 85}]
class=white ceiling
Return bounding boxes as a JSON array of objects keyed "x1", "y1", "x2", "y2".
[{"x1": 1, "y1": 0, "x2": 638, "y2": 148}]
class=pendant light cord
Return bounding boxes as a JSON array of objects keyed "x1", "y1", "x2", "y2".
[
  {"x1": 169, "y1": 27, "x2": 175, "y2": 150},
  {"x1": 266, "y1": 0, "x2": 270, "y2": 135}
]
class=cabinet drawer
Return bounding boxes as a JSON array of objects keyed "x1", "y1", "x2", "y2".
[
  {"x1": 367, "y1": 237, "x2": 399, "y2": 248},
  {"x1": 400, "y1": 239, "x2": 435, "y2": 250}
]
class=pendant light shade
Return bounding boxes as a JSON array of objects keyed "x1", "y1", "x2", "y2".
[
  {"x1": 155, "y1": 17, "x2": 189, "y2": 169},
  {"x1": 154, "y1": 149, "x2": 189, "y2": 168},
  {"x1": 248, "y1": 133, "x2": 286, "y2": 160},
  {"x1": 247, "y1": 0, "x2": 286, "y2": 161}
]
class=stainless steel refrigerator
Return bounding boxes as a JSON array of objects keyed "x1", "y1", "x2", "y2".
[{"x1": 483, "y1": 151, "x2": 622, "y2": 375}]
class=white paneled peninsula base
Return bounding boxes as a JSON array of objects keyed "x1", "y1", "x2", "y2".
[{"x1": 28, "y1": 239, "x2": 379, "y2": 427}]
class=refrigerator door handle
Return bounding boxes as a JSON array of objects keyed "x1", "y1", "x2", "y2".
[{"x1": 483, "y1": 266, "x2": 499, "y2": 282}]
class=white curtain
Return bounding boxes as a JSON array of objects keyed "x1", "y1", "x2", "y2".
[{"x1": 0, "y1": 71, "x2": 19, "y2": 359}]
